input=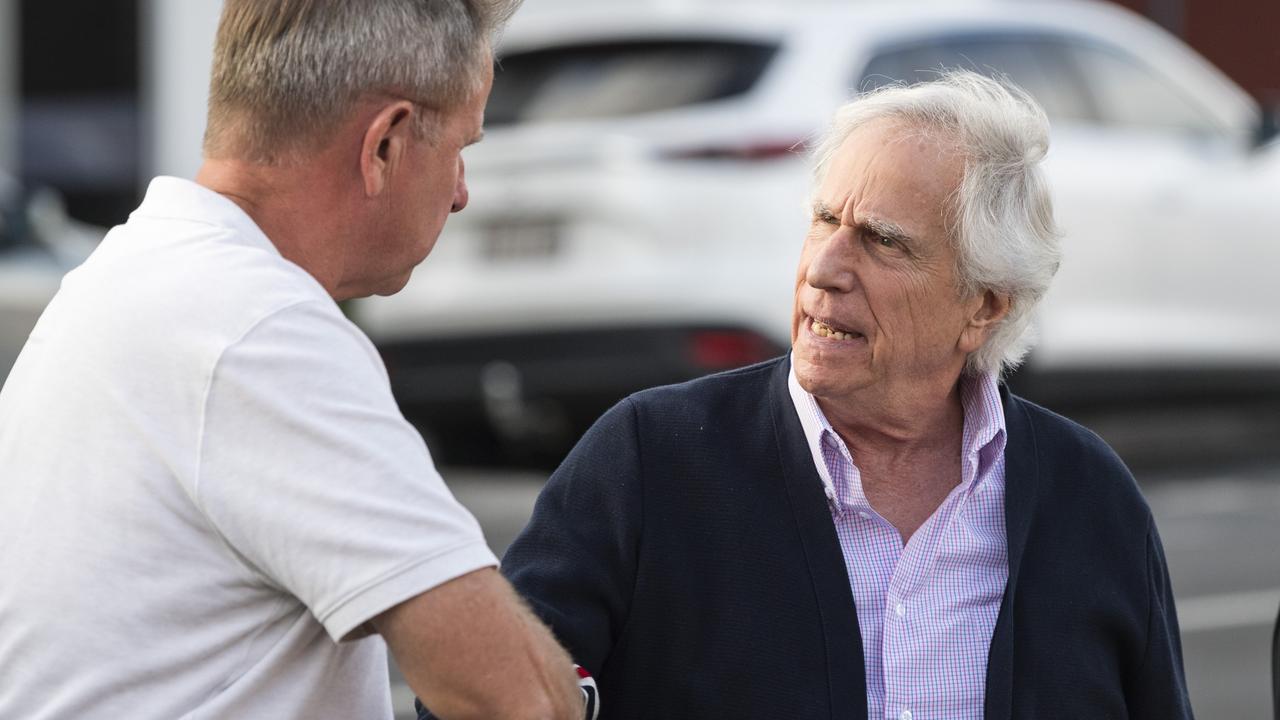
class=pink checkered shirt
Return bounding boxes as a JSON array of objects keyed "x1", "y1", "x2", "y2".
[{"x1": 788, "y1": 363, "x2": 1009, "y2": 720}]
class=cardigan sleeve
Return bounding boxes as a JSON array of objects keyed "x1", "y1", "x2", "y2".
[
  {"x1": 1126, "y1": 519, "x2": 1194, "y2": 719},
  {"x1": 501, "y1": 398, "x2": 645, "y2": 675}
]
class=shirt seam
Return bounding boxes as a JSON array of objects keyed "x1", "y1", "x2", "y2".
[
  {"x1": 187, "y1": 298, "x2": 329, "y2": 587},
  {"x1": 1135, "y1": 512, "x2": 1158, "y2": 680},
  {"x1": 608, "y1": 397, "x2": 646, "y2": 652}
]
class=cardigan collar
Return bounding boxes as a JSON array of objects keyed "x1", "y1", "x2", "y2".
[
  {"x1": 768, "y1": 357, "x2": 869, "y2": 720},
  {"x1": 983, "y1": 384, "x2": 1040, "y2": 720}
]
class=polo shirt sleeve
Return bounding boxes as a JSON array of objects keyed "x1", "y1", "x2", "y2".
[{"x1": 195, "y1": 300, "x2": 497, "y2": 642}]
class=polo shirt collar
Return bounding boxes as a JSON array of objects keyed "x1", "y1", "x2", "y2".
[{"x1": 131, "y1": 176, "x2": 280, "y2": 256}]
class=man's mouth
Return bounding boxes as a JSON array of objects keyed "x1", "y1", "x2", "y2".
[{"x1": 808, "y1": 317, "x2": 864, "y2": 341}]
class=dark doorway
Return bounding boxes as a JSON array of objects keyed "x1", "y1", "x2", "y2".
[{"x1": 20, "y1": 0, "x2": 140, "y2": 226}]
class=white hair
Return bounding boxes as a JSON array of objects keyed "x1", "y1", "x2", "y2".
[{"x1": 811, "y1": 70, "x2": 1061, "y2": 377}]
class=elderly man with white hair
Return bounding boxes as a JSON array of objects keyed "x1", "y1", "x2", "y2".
[{"x1": 485, "y1": 72, "x2": 1194, "y2": 720}]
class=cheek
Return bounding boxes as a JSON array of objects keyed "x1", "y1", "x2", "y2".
[
  {"x1": 792, "y1": 235, "x2": 825, "y2": 291},
  {"x1": 864, "y1": 275, "x2": 935, "y2": 346}
]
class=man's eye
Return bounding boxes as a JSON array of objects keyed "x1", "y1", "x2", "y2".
[{"x1": 874, "y1": 234, "x2": 895, "y2": 247}]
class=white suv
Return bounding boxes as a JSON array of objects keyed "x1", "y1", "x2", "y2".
[{"x1": 356, "y1": 0, "x2": 1280, "y2": 463}]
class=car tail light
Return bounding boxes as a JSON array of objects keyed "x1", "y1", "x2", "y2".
[
  {"x1": 688, "y1": 330, "x2": 780, "y2": 370},
  {"x1": 664, "y1": 139, "x2": 806, "y2": 162}
]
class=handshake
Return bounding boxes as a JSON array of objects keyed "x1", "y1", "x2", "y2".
[{"x1": 415, "y1": 665, "x2": 599, "y2": 720}]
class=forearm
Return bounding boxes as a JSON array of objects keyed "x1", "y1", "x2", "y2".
[{"x1": 376, "y1": 568, "x2": 581, "y2": 720}]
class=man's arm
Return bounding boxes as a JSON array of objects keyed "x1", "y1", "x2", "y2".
[
  {"x1": 501, "y1": 398, "x2": 645, "y2": 673},
  {"x1": 410, "y1": 398, "x2": 645, "y2": 720},
  {"x1": 1126, "y1": 522, "x2": 1194, "y2": 719},
  {"x1": 374, "y1": 567, "x2": 581, "y2": 720}
]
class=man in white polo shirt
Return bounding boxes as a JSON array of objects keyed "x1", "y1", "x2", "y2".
[{"x1": 0, "y1": 1, "x2": 583, "y2": 718}]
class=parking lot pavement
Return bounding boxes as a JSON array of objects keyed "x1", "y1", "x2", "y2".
[
  {"x1": 1145, "y1": 466, "x2": 1280, "y2": 718},
  {"x1": 391, "y1": 463, "x2": 1280, "y2": 720}
]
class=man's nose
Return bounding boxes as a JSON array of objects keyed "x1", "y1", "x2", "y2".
[
  {"x1": 450, "y1": 157, "x2": 468, "y2": 213},
  {"x1": 806, "y1": 230, "x2": 858, "y2": 293}
]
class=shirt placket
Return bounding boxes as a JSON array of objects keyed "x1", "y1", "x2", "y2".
[
  {"x1": 823, "y1": 431, "x2": 903, "y2": 720},
  {"x1": 880, "y1": 456, "x2": 979, "y2": 720}
]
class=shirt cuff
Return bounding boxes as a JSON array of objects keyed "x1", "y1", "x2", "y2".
[{"x1": 320, "y1": 540, "x2": 499, "y2": 641}]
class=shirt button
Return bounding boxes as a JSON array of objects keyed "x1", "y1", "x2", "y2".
[
  {"x1": 899, "y1": 710, "x2": 913, "y2": 720},
  {"x1": 894, "y1": 603, "x2": 905, "y2": 618},
  {"x1": 857, "y1": 511, "x2": 871, "y2": 519}
]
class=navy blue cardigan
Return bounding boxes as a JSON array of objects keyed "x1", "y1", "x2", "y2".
[{"x1": 496, "y1": 357, "x2": 1192, "y2": 719}]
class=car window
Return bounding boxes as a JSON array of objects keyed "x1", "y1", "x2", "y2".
[
  {"x1": 488, "y1": 40, "x2": 778, "y2": 126},
  {"x1": 1063, "y1": 42, "x2": 1222, "y2": 133},
  {"x1": 858, "y1": 35, "x2": 1094, "y2": 123}
]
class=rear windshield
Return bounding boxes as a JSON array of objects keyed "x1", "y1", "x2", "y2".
[{"x1": 487, "y1": 39, "x2": 778, "y2": 126}]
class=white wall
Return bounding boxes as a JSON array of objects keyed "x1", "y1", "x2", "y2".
[{"x1": 141, "y1": 0, "x2": 223, "y2": 181}]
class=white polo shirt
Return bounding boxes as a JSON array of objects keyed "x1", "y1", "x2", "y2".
[{"x1": 0, "y1": 177, "x2": 497, "y2": 719}]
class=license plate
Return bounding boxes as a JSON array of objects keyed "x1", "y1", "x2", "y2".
[{"x1": 480, "y1": 217, "x2": 562, "y2": 261}]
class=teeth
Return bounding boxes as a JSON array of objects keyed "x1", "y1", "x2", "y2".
[{"x1": 810, "y1": 319, "x2": 854, "y2": 341}]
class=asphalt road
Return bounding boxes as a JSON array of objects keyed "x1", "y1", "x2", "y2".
[{"x1": 391, "y1": 460, "x2": 1280, "y2": 719}]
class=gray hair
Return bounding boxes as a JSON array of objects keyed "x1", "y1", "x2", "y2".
[
  {"x1": 811, "y1": 70, "x2": 1061, "y2": 377},
  {"x1": 204, "y1": 0, "x2": 521, "y2": 163}
]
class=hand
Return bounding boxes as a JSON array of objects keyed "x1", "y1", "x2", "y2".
[{"x1": 415, "y1": 664, "x2": 598, "y2": 720}]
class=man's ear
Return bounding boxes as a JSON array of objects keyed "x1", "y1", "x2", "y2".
[
  {"x1": 958, "y1": 289, "x2": 1012, "y2": 354},
  {"x1": 360, "y1": 100, "x2": 416, "y2": 198}
]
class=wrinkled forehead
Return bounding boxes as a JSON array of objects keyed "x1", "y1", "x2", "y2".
[{"x1": 816, "y1": 120, "x2": 964, "y2": 235}]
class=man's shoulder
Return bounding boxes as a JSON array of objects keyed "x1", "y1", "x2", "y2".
[
  {"x1": 82, "y1": 215, "x2": 332, "y2": 337},
  {"x1": 567, "y1": 357, "x2": 787, "y2": 460},
  {"x1": 27, "y1": 215, "x2": 350, "y2": 399},
  {"x1": 1003, "y1": 390, "x2": 1151, "y2": 512},
  {"x1": 1005, "y1": 391, "x2": 1123, "y2": 463},
  {"x1": 625, "y1": 357, "x2": 783, "y2": 422}
]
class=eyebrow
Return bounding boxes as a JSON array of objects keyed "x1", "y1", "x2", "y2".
[
  {"x1": 811, "y1": 202, "x2": 839, "y2": 222},
  {"x1": 812, "y1": 202, "x2": 915, "y2": 246},
  {"x1": 861, "y1": 215, "x2": 914, "y2": 246}
]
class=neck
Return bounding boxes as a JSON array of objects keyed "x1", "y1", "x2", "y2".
[
  {"x1": 195, "y1": 156, "x2": 352, "y2": 298},
  {"x1": 818, "y1": 374, "x2": 966, "y2": 459}
]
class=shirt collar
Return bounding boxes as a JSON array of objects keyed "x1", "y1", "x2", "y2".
[
  {"x1": 786, "y1": 354, "x2": 1007, "y2": 500},
  {"x1": 959, "y1": 366, "x2": 1008, "y2": 477},
  {"x1": 130, "y1": 176, "x2": 280, "y2": 257},
  {"x1": 787, "y1": 357, "x2": 840, "y2": 503}
]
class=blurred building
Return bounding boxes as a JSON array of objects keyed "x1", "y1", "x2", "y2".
[
  {"x1": 1107, "y1": 0, "x2": 1280, "y2": 106},
  {"x1": 11, "y1": 0, "x2": 139, "y2": 226}
]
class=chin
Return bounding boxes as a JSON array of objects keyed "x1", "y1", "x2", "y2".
[
  {"x1": 794, "y1": 345, "x2": 872, "y2": 400},
  {"x1": 368, "y1": 270, "x2": 413, "y2": 298},
  {"x1": 792, "y1": 350, "x2": 832, "y2": 393},
  {"x1": 387, "y1": 275, "x2": 414, "y2": 296}
]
